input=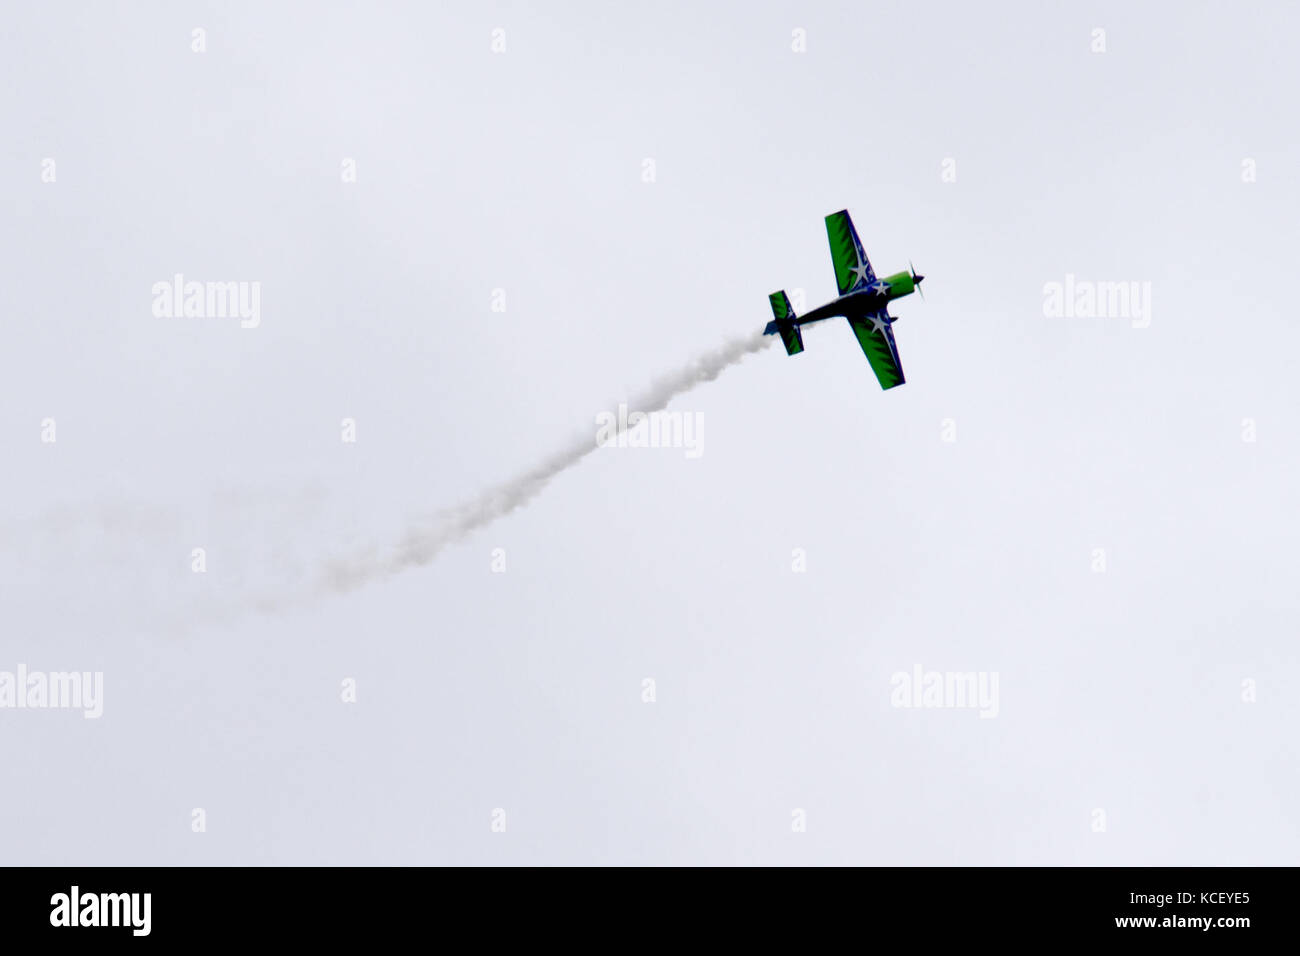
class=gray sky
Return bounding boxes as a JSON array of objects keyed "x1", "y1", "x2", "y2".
[{"x1": 1, "y1": 0, "x2": 1296, "y2": 864}]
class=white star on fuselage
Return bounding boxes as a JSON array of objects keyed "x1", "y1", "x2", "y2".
[{"x1": 868, "y1": 279, "x2": 890, "y2": 295}]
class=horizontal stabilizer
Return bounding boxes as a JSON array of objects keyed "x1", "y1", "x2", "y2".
[
  {"x1": 769, "y1": 290, "x2": 796, "y2": 322},
  {"x1": 778, "y1": 322, "x2": 804, "y2": 356},
  {"x1": 765, "y1": 290, "x2": 803, "y2": 355}
]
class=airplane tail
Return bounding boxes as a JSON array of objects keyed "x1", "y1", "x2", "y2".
[{"x1": 764, "y1": 290, "x2": 804, "y2": 356}]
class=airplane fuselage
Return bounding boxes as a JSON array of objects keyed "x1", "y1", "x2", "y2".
[
  {"x1": 798, "y1": 270, "x2": 919, "y2": 325},
  {"x1": 765, "y1": 209, "x2": 923, "y2": 388}
]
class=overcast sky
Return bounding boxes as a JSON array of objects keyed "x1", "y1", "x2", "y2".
[{"x1": 1, "y1": 0, "x2": 1296, "y2": 864}]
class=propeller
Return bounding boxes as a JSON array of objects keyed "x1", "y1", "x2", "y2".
[{"x1": 910, "y1": 260, "x2": 926, "y2": 300}]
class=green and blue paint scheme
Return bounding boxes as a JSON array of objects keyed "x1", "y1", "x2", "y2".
[{"x1": 764, "y1": 209, "x2": 925, "y2": 390}]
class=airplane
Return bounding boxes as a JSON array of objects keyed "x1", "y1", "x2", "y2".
[{"x1": 764, "y1": 209, "x2": 924, "y2": 390}]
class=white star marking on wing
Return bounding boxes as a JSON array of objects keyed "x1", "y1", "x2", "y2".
[
  {"x1": 870, "y1": 314, "x2": 890, "y2": 335},
  {"x1": 850, "y1": 260, "x2": 873, "y2": 285}
]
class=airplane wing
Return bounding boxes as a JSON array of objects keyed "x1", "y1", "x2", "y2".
[
  {"x1": 847, "y1": 310, "x2": 906, "y2": 390},
  {"x1": 825, "y1": 209, "x2": 877, "y2": 295}
]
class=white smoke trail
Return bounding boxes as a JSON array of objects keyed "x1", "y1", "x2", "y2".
[{"x1": 318, "y1": 331, "x2": 774, "y2": 594}]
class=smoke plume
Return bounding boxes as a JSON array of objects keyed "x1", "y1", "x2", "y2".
[{"x1": 318, "y1": 331, "x2": 773, "y2": 594}]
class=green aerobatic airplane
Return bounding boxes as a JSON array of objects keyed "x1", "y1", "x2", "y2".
[{"x1": 764, "y1": 209, "x2": 924, "y2": 390}]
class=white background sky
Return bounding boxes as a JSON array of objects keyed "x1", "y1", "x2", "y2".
[{"x1": 1, "y1": 1, "x2": 1296, "y2": 864}]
